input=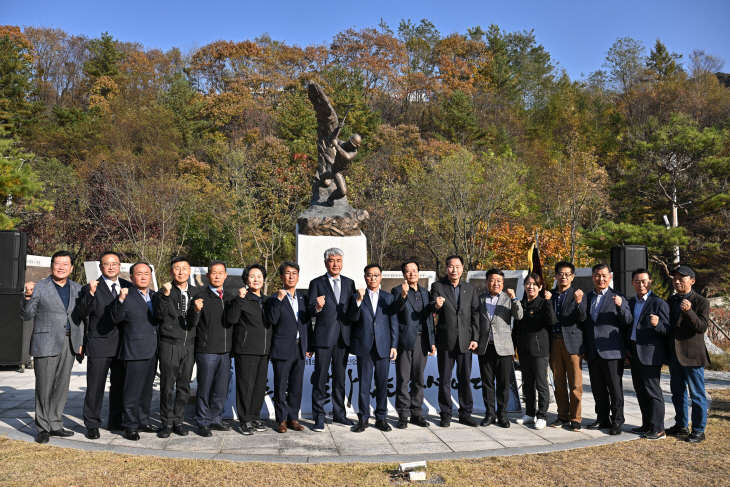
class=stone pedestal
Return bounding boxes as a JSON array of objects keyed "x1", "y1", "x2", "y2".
[{"x1": 295, "y1": 225, "x2": 368, "y2": 291}]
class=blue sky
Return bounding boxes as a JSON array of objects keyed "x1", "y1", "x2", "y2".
[{"x1": 4, "y1": 0, "x2": 729, "y2": 79}]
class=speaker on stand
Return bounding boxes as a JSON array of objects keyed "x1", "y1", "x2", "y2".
[
  {"x1": 610, "y1": 245, "x2": 649, "y2": 299},
  {"x1": 0, "y1": 231, "x2": 30, "y2": 372}
]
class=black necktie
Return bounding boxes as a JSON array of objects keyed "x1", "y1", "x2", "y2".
[{"x1": 111, "y1": 283, "x2": 118, "y2": 297}]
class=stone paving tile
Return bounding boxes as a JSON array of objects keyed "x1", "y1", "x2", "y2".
[
  {"x1": 0, "y1": 417, "x2": 33, "y2": 430},
  {"x1": 337, "y1": 443, "x2": 398, "y2": 456},
  {"x1": 166, "y1": 434, "x2": 225, "y2": 452},
  {"x1": 279, "y1": 446, "x2": 339, "y2": 457},
  {"x1": 430, "y1": 426, "x2": 491, "y2": 442},
  {"x1": 0, "y1": 408, "x2": 34, "y2": 418},
  {"x1": 110, "y1": 434, "x2": 171, "y2": 449},
  {"x1": 391, "y1": 441, "x2": 452, "y2": 455},
  {"x1": 383, "y1": 426, "x2": 441, "y2": 444},
  {"x1": 530, "y1": 425, "x2": 591, "y2": 444},
  {"x1": 280, "y1": 433, "x2": 336, "y2": 448},
  {"x1": 448, "y1": 439, "x2": 505, "y2": 452},
  {"x1": 0, "y1": 399, "x2": 31, "y2": 411},
  {"x1": 222, "y1": 433, "x2": 280, "y2": 449},
  {"x1": 220, "y1": 448, "x2": 282, "y2": 456}
]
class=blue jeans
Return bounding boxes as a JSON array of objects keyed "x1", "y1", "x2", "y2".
[{"x1": 669, "y1": 354, "x2": 707, "y2": 433}]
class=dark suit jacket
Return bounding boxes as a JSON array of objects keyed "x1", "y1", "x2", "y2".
[
  {"x1": 667, "y1": 291, "x2": 710, "y2": 367},
  {"x1": 110, "y1": 288, "x2": 158, "y2": 361},
  {"x1": 550, "y1": 287, "x2": 587, "y2": 355},
  {"x1": 266, "y1": 292, "x2": 309, "y2": 361},
  {"x1": 307, "y1": 274, "x2": 356, "y2": 349},
  {"x1": 628, "y1": 292, "x2": 670, "y2": 366},
  {"x1": 78, "y1": 277, "x2": 133, "y2": 358},
  {"x1": 583, "y1": 287, "x2": 632, "y2": 360},
  {"x1": 348, "y1": 290, "x2": 399, "y2": 359},
  {"x1": 391, "y1": 285, "x2": 435, "y2": 352},
  {"x1": 430, "y1": 279, "x2": 479, "y2": 353},
  {"x1": 154, "y1": 284, "x2": 199, "y2": 347},
  {"x1": 513, "y1": 296, "x2": 556, "y2": 358},
  {"x1": 190, "y1": 287, "x2": 235, "y2": 354},
  {"x1": 227, "y1": 292, "x2": 271, "y2": 356}
]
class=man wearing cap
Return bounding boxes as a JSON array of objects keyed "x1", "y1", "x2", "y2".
[{"x1": 665, "y1": 265, "x2": 711, "y2": 443}]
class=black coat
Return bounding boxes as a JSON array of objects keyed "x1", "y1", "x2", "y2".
[
  {"x1": 110, "y1": 288, "x2": 158, "y2": 361},
  {"x1": 266, "y1": 292, "x2": 310, "y2": 360},
  {"x1": 190, "y1": 287, "x2": 235, "y2": 354},
  {"x1": 430, "y1": 279, "x2": 479, "y2": 353},
  {"x1": 549, "y1": 287, "x2": 587, "y2": 355},
  {"x1": 78, "y1": 277, "x2": 132, "y2": 358},
  {"x1": 667, "y1": 291, "x2": 711, "y2": 367},
  {"x1": 306, "y1": 274, "x2": 356, "y2": 349},
  {"x1": 512, "y1": 296, "x2": 556, "y2": 358},
  {"x1": 627, "y1": 292, "x2": 670, "y2": 366},
  {"x1": 227, "y1": 292, "x2": 271, "y2": 356},
  {"x1": 154, "y1": 284, "x2": 199, "y2": 347},
  {"x1": 391, "y1": 285, "x2": 435, "y2": 352}
]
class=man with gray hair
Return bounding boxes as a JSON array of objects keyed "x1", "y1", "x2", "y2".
[{"x1": 307, "y1": 248, "x2": 356, "y2": 431}]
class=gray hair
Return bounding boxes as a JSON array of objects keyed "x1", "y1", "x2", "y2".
[{"x1": 323, "y1": 248, "x2": 344, "y2": 260}]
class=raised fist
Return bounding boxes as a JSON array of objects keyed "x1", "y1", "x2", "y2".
[
  {"x1": 25, "y1": 281, "x2": 35, "y2": 296},
  {"x1": 435, "y1": 296, "x2": 445, "y2": 309},
  {"x1": 506, "y1": 289, "x2": 516, "y2": 300},
  {"x1": 401, "y1": 281, "x2": 409, "y2": 298},
  {"x1": 316, "y1": 295, "x2": 326, "y2": 310},
  {"x1": 238, "y1": 287, "x2": 247, "y2": 299},
  {"x1": 544, "y1": 290, "x2": 552, "y2": 300},
  {"x1": 574, "y1": 289, "x2": 584, "y2": 304},
  {"x1": 357, "y1": 288, "x2": 366, "y2": 301},
  {"x1": 162, "y1": 282, "x2": 172, "y2": 296},
  {"x1": 680, "y1": 299, "x2": 692, "y2": 312},
  {"x1": 277, "y1": 289, "x2": 287, "y2": 300},
  {"x1": 613, "y1": 295, "x2": 623, "y2": 307},
  {"x1": 88, "y1": 280, "x2": 98, "y2": 294},
  {"x1": 193, "y1": 298, "x2": 204, "y2": 312},
  {"x1": 119, "y1": 287, "x2": 129, "y2": 300},
  {"x1": 650, "y1": 314, "x2": 659, "y2": 327}
]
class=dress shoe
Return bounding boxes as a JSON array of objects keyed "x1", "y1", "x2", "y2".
[
  {"x1": 107, "y1": 423, "x2": 123, "y2": 431},
  {"x1": 123, "y1": 428, "x2": 140, "y2": 441},
  {"x1": 86, "y1": 428, "x2": 100, "y2": 440},
  {"x1": 172, "y1": 424, "x2": 188, "y2": 436},
  {"x1": 497, "y1": 417, "x2": 511, "y2": 428},
  {"x1": 252, "y1": 419, "x2": 266, "y2": 432},
  {"x1": 551, "y1": 418, "x2": 567, "y2": 428},
  {"x1": 158, "y1": 426, "x2": 172, "y2": 438},
  {"x1": 570, "y1": 421, "x2": 582, "y2": 431},
  {"x1": 240, "y1": 422, "x2": 254, "y2": 435},
  {"x1": 410, "y1": 416, "x2": 429, "y2": 427},
  {"x1": 277, "y1": 422, "x2": 287, "y2": 433},
  {"x1": 287, "y1": 420, "x2": 305, "y2": 431},
  {"x1": 198, "y1": 426, "x2": 212, "y2": 437},
  {"x1": 333, "y1": 417, "x2": 354, "y2": 426},
  {"x1": 353, "y1": 420, "x2": 367, "y2": 433},
  {"x1": 665, "y1": 424, "x2": 690, "y2": 436},
  {"x1": 312, "y1": 416, "x2": 325, "y2": 432},
  {"x1": 139, "y1": 424, "x2": 159, "y2": 434},
  {"x1": 609, "y1": 423, "x2": 623, "y2": 435},
  {"x1": 50, "y1": 428, "x2": 74, "y2": 437},
  {"x1": 642, "y1": 431, "x2": 666, "y2": 440},
  {"x1": 459, "y1": 416, "x2": 479, "y2": 427},
  {"x1": 36, "y1": 431, "x2": 49, "y2": 444},
  {"x1": 375, "y1": 419, "x2": 392, "y2": 432},
  {"x1": 686, "y1": 431, "x2": 705, "y2": 443},
  {"x1": 439, "y1": 416, "x2": 451, "y2": 428},
  {"x1": 632, "y1": 425, "x2": 651, "y2": 434},
  {"x1": 210, "y1": 422, "x2": 231, "y2": 432},
  {"x1": 480, "y1": 414, "x2": 496, "y2": 427},
  {"x1": 397, "y1": 417, "x2": 408, "y2": 429},
  {"x1": 587, "y1": 419, "x2": 611, "y2": 430}
]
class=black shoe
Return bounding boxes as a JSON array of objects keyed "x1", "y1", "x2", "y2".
[
  {"x1": 459, "y1": 416, "x2": 479, "y2": 427},
  {"x1": 642, "y1": 431, "x2": 666, "y2": 440},
  {"x1": 587, "y1": 419, "x2": 611, "y2": 430},
  {"x1": 375, "y1": 419, "x2": 392, "y2": 432},
  {"x1": 550, "y1": 418, "x2": 567, "y2": 428},
  {"x1": 210, "y1": 422, "x2": 231, "y2": 431},
  {"x1": 107, "y1": 423, "x2": 123, "y2": 431},
  {"x1": 86, "y1": 428, "x2": 100, "y2": 440},
  {"x1": 172, "y1": 424, "x2": 188, "y2": 436},
  {"x1": 666, "y1": 424, "x2": 690, "y2": 436},
  {"x1": 198, "y1": 426, "x2": 212, "y2": 437},
  {"x1": 410, "y1": 416, "x2": 429, "y2": 427},
  {"x1": 397, "y1": 417, "x2": 408, "y2": 429},
  {"x1": 440, "y1": 416, "x2": 451, "y2": 428},
  {"x1": 609, "y1": 423, "x2": 623, "y2": 435},
  {"x1": 480, "y1": 414, "x2": 496, "y2": 427},
  {"x1": 632, "y1": 425, "x2": 651, "y2": 434},
  {"x1": 333, "y1": 417, "x2": 354, "y2": 426},
  {"x1": 240, "y1": 422, "x2": 254, "y2": 435},
  {"x1": 36, "y1": 431, "x2": 49, "y2": 444},
  {"x1": 139, "y1": 424, "x2": 159, "y2": 434},
  {"x1": 49, "y1": 428, "x2": 74, "y2": 437},
  {"x1": 570, "y1": 421, "x2": 582, "y2": 431},
  {"x1": 123, "y1": 428, "x2": 140, "y2": 441},
  {"x1": 497, "y1": 417, "x2": 511, "y2": 428},
  {"x1": 158, "y1": 426, "x2": 172, "y2": 438},
  {"x1": 686, "y1": 431, "x2": 705, "y2": 443},
  {"x1": 251, "y1": 419, "x2": 266, "y2": 432},
  {"x1": 353, "y1": 420, "x2": 367, "y2": 433}
]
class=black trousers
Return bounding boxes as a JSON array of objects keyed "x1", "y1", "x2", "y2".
[
  {"x1": 395, "y1": 331, "x2": 428, "y2": 418},
  {"x1": 234, "y1": 353, "x2": 269, "y2": 424},
  {"x1": 83, "y1": 355, "x2": 124, "y2": 429},
  {"x1": 478, "y1": 343, "x2": 512, "y2": 419},
  {"x1": 195, "y1": 352, "x2": 230, "y2": 428},
  {"x1": 630, "y1": 345, "x2": 665, "y2": 432},
  {"x1": 356, "y1": 343, "x2": 390, "y2": 421},
  {"x1": 158, "y1": 341, "x2": 195, "y2": 426},
  {"x1": 312, "y1": 335, "x2": 350, "y2": 421},
  {"x1": 520, "y1": 354, "x2": 550, "y2": 419},
  {"x1": 122, "y1": 355, "x2": 157, "y2": 430},
  {"x1": 272, "y1": 351, "x2": 305, "y2": 423},
  {"x1": 437, "y1": 344, "x2": 473, "y2": 418},
  {"x1": 587, "y1": 355, "x2": 625, "y2": 425}
]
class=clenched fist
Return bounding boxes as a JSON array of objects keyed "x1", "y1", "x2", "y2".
[
  {"x1": 162, "y1": 282, "x2": 172, "y2": 296},
  {"x1": 613, "y1": 295, "x2": 623, "y2": 307},
  {"x1": 574, "y1": 289, "x2": 584, "y2": 304},
  {"x1": 25, "y1": 281, "x2": 35, "y2": 296},
  {"x1": 401, "y1": 281, "x2": 409, "y2": 298},
  {"x1": 649, "y1": 314, "x2": 659, "y2": 327},
  {"x1": 277, "y1": 289, "x2": 288, "y2": 300},
  {"x1": 544, "y1": 290, "x2": 552, "y2": 300},
  {"x1": 119, "y1": 287, "x2": 129, "y2": 300},
  {"x1": 680, "y1": 299, "x2": 692, "y2": 313},
  {"x1": 193, "y1": 298, "x2": 204, "y2": 312},
  {"x1": 435, "y1": 296, "x2": 445, "y2": 309},
  {"x1": 356, "y1": 288, "x2": 366, "y2": 301},
  {"x1": 316, "y1": 295, "x2": 326, "y2": 311},
  {"x1": 238, "y1": 287, "x2": 247, "y2": 299},
  {"x1": 506, "y1": 288, "x2": 516, "y2": 300},
  {"x1": 88, "y1": 280, "x2": 99, "y2": 295}
]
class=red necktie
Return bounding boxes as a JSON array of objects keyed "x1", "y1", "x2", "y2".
[{"x1": 217, "y1": 290, "x2": 223, "y2": 299}]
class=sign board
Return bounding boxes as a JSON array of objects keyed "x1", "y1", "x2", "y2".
[
  {"x1": 466, "y1": 270, "x2": 528, "y2": 300},
  {"x1": 188, "y1": 266, "x2": 244, "y2": 294},
  {"x1": 379, "y1": 271, "x2": 437, "y2": 294},
  {"x1": 25, "y1": 255, "x2": 52, "y2": 283}
]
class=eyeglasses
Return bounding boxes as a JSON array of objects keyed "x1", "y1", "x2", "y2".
[
  {"x1": 556, "y1": 273, "x2": 573, "y2": 278},
  {"x1": 101, "y1": 263, "x2": 120, "y2": 268},
  {"x1": 365, "y1": 274, "x2": 381, "y2": 279}
]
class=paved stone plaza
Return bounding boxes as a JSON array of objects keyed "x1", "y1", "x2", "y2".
[{"x1": 1, "y1": 362, "x2": 727, "y2": 463}]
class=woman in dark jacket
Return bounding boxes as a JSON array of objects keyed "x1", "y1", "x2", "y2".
[
  {"x1": 227, "y1": 263, "x2": 272, "y2": 435},
  {"x1": 513, "y1": 273, "x2": 556, "y2": 429}
]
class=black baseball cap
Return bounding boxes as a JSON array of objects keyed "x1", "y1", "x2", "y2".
[{"x1": 669, "y1": 265, "x2": 696, "y2": 279}]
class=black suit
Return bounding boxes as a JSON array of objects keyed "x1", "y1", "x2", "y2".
[
  {"x1": 77, "y1": 277, "x2": 132, "y2": 430},
  {"x1": 110, "y1": 288, "x2": 159, "y2": 430},
  {"x1": 307, "y1": 273, "x2": 355, "y2": 421},
  {"x1": 266, "y1": 292, "x2": 310, "y2": 423},
  {"x1": 430, "y1": 279, "x2": 479, "y2": 419}
]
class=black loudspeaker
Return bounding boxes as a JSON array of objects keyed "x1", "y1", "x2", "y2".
[
  {"x1": 611, "y1": 245, "x2": 649, "y2": 299},
  {"x1": 0, "y1": 294, "x2": 30, "y2": 367},
  {"x1": 0, "y1": 231, "x2": 28, "y2": 293}
]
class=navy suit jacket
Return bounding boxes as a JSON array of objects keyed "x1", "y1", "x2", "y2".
[
  {"x1": 307, "y1": 274, "x2": 355, "y2": 349},
  {"x1": 266, "y1": 292, "x2": 310, "y2": 360},
  {"x1": 348, "y1": 290, "x2": 399, "y2": 359},
  {"x1": 549, "y1": 287, "x2": 587, "y2": 355},
  {"x1": 391, "y1": 285, "x2": 435, "y2": 352},
  {"x1": 110, "y1": 288, "x2": 158, "y2": 361},
  {"x1": 583, "y1": 287, "x2": 632, "y2": 360},
  {"x1": 78, "y1": 278, "x2": 133, "y2": 358},
  {"x1": 628, "y1": 292, "x2": 670, "y2": 366}
]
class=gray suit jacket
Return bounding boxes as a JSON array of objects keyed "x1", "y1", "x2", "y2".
[
  {"x1": 477, "y1": 292, "x2": 523, "y2": 356},
  {"x1": 20, "y1": 276, "x2": 84, "y2": 358}
]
